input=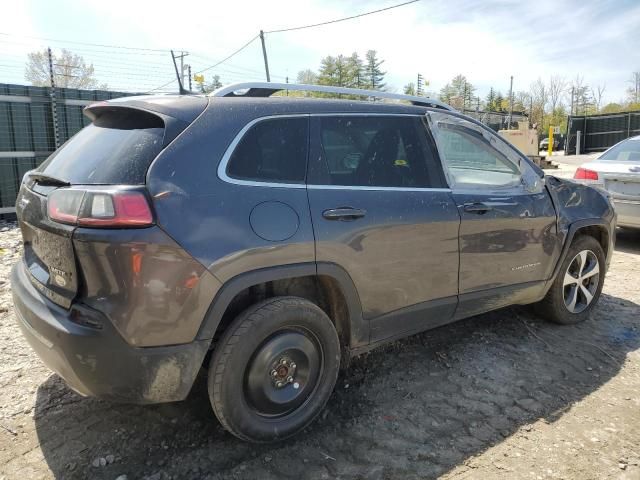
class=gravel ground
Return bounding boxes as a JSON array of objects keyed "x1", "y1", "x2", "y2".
[{"x1": 0, "y1": 214, "x2": 639, "y2": 480}]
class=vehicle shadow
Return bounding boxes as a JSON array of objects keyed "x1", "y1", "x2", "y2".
[
  {"x1": 33, "y1": 289, "x2": 640, "y2": 480},
  {"x1": 615, "y1": 227, "x2": 640, "y2": 255}
]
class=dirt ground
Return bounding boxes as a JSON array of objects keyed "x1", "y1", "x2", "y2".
[{"x1": 1, "y1": 203, "x2": 640, "y2": 479}]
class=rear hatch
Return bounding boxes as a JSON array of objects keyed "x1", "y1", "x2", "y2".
[
  {"x1": 15, "y1": 95, "x2": 207, "y2": 308},
  {"x1": 600, "y1": 165, "x2": 640, "y2": 202}
]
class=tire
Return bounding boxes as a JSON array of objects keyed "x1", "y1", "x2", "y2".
[
  {"x1": 207, "y1": 296, "x2": 340, "y2": 442},
  {"x1": 535, "y1": 235, "x2": 605, "y2": 325}
]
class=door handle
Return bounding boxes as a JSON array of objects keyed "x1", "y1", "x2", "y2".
[
  {"x1": 322, "y1": 207, "x2": 367, "y2": 221},
  {"x1": 463, "y1": 202, "x2": 492, "y2": 214}
]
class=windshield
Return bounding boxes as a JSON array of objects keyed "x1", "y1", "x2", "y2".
[{"x1": 599, "y1": 137, "x2": 640, "y2": 162}]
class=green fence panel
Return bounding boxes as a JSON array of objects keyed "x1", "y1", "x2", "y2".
[{"x1": 0, "y1": 83, "x2": 140, "y2": 211}]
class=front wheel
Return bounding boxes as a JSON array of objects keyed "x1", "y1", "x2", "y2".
[
  {"x1": 535, "y1": 235, "x2": 605, "y2": 325},
  {"x1": 208, "y1": 297, "x2": 340, "y2": 442}
]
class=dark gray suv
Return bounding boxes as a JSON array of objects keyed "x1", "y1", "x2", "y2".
[{"x1": 11, "y1": 82, "x2": 615, "y2": 442}]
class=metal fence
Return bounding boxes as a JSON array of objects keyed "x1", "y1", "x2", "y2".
[
  {"x1": 0, "y1": 83, "x2": 137, "y2": 213},
  {"x1": 565, "y1": 111, "x2": 640, "y2": 155}
]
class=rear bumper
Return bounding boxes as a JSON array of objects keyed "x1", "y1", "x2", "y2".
[
  {"x1": 613, "y1": 199, "x2": 640, "y2": 228},
  {"x1": 11, "y1": 261, "x2": 209, "y2": 404}
]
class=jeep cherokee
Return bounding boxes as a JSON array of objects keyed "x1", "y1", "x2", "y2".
[{"x1": 11, "y1": 82, "x2": 615, "y2": 442}]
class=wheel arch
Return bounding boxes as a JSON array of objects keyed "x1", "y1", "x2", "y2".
[
  {"x1": 196, "y1": 262, "x2": 367, "y2": 352},
  {"x1": 548, "y1": 218, "x2": 613, "y2": 288}
]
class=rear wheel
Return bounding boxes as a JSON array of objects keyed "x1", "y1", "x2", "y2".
[
  {"x1": 208, "y1": 296, "x2": 340, "y2": 442},
  {"x1": 536, "y1": 235, "x2": 605, "y2": 324}
]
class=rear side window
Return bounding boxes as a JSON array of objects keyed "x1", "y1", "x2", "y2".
[
  {"x1": 39, "y1": 109, "x2": 164, "y2": 185},
  {"x1": 316, "y1": 116, "x2": 435, "y2": 188},
  {"x1": 226, "y1": 117, "x2": 309, "y2": 184}
]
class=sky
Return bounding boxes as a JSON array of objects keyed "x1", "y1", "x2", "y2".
[{"x1": 1, "y1": 0, "x2": 639, "y2": 105}]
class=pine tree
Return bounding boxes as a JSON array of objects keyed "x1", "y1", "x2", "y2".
[
  {"x1": 334, "y1": 55, "x2": 349, "y2": 87},
  {"x1": 404, "y1": 82, "x2": 416, "y2": 95},
  {"x1": 317, "y1": 56, "x2": 338, "y2": 86},
  {"x1": 365, "y1": 50, "x2": 386, "y2": 90},
  {"x1": 439, "y1": 83, "x2": 455, "y2": 104},
  {"x1": 346, "y1": 52, "x2": 364, "y2": 88},
  {"x1": 494, "y1": 92, "x2": 505, "y2": 112},
  {"x1": 485, "y1": 87, "x2": 496, "y2": 111}
]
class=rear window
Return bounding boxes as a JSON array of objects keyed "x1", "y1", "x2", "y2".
[
  {"x1": 599, "y1": 137, "x2": 640, "y2": 161},
  {"x1": 226, "y1": 117, "x2": 308, "y2": 184},
  {"x1": 38, "y1": 109, "x2": 165, "y2": 184}
]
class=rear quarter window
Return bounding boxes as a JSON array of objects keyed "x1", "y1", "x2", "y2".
[
  {"x1": 39, "y1": 109, "x2": 165, "y2": 185},
  {"x1": 225, "y1": 117, "x2": 309, "y2": 184}
]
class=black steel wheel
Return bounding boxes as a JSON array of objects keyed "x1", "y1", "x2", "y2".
[{"x1": 208, "y1": 297, "x2": 340, "y2": 442}]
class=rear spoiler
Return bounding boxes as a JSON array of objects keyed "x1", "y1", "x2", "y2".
[{"x1": 84, "y1": 95, "x2": 208, "y2": 124}]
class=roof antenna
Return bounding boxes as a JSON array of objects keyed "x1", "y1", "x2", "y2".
[{"x1": 170, "y1": 50, "x2": 190, "y2": 95}]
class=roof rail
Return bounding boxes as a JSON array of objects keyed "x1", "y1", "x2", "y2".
[{"x1": 210, "y1": 82, "x2": 454, "y2": 111}]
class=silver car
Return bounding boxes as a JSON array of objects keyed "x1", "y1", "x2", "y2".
[{"x1": 575, "y1": 135, "x2": 640, "y2": 228}]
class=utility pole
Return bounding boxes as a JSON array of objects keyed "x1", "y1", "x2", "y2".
[
  {"x1": 173, "y1": 51, "x2": 189, "y2": 88},
  {"x1": 507, "y1": 75, "x2": 514, "y2": 129},
  {"x1": 463, "y1": 82, "x2": 467, "y2": 110},
  {"x1": 47, "y1": 47, "x2": 60, "y2": 149},
  {"x1": 417, "y1": 73, "x2": 424, "y2": 96},
  {"x1": 259, "y1": 30, "x2": 271, "y2": 82},
  {"x1": 188, "y1": 65, "x2": 192, "y2": 91}
]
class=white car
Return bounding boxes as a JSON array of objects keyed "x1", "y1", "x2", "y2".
[{"x1": 574, "y1": 135, "x2": 640, "y2": 228}]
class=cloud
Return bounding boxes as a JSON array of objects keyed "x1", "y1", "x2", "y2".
[{"x1": 1, "y1": 0, "x2": 638, "y2": 102}]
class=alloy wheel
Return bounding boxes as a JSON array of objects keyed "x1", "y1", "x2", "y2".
[{"x1": 562, "y1": 249, "x2": 600, "y2": 314}]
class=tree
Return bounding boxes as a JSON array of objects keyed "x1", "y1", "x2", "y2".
[
  {"x1": 194, "y1": 74, "x2": 222, "y2": 94},
  {"x1": 25, "y1": 48, "x2": 104, "y2": 89},
  {"x1": 485, "y1": 87, "x2": 496, "y2": 111},
  {"x1": 601, "y1": 102, "x2": 623, "y2": 114},
  {"x1": 346, "y1": 52, "x2": 364, "y2": 88},
  {"x1": 317, "y1": 55, "x2": 338, "y2": 86},
  {"x1": 296, "y1": 69, "x2": 317, "y2": 85},
  {"x1": 627, "y1": 71, "x2": 640, "y2": 104},
  {"x1": 530, "y1": 78, "x2": 548, "y2": 129},
  {"x1": 591, "y1": 84, "x2": 606, "y2": 112},
  {"x1": 364, "y1": 50, "x2": 385, "y2": 90},
  {"x1": 403, "y1": 82, "x2": 416, "y2": 95},
  {"x1": 493, "y1": 92, "x2": 505, "y2": 112},
  {"x1": 570, "y1": 75, "x2": 593, "y2": 115},
  {"x1": 514, "y1": 91, "x2": 530, "y2": 113},
  {"x1": 208, "y1": 75, "x2": 222, "y2": 92},
  {"x1": 547, "y1": 75, "x2": 567, "y2": 114},
  {"x1": 439, "y1": 75, "x2": 474, "y2": 108}
]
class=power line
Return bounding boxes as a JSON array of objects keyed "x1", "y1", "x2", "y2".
[
  {"x1": 194, "y1": 35, "x2": 259, "y2": 75},
  {"x1": 148, "y1": 35, "x2": 261, "y2": 93},
  {"x1": 0, "y1": 32, "x2": 174, "y2": 52},
  {"x1": 264, "y1": 0, "x2": 420, "y2": 34}
]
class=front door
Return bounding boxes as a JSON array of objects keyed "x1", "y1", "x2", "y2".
[
  {"x1": 427, "y1": 111, "x2": 558, "y2": 319},
  {"x1": 306, "y1": 114, "x2": 460, "y2": 343}
]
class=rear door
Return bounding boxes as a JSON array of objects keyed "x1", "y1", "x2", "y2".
[
  {"x1": 15, "y1": 107, "x2": 169, "y2": 308},
  {"x1": 427, "y1": 111, "x2": 558, "y2": 318},
  {"x1": 307, "y1": 114, "x2": 460, "y2": 343}
]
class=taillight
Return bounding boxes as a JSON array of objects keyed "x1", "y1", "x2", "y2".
[
  {"x1": 48, "y1": 189, "x2": 153, "y2": 227},
  {"x1": 574, "y1": 168, "x2": 599, "y2": 180}
]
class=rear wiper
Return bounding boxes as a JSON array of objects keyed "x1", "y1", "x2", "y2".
[{"x1": 28, "y1": 172, "x2": 70, "y2": 187}]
